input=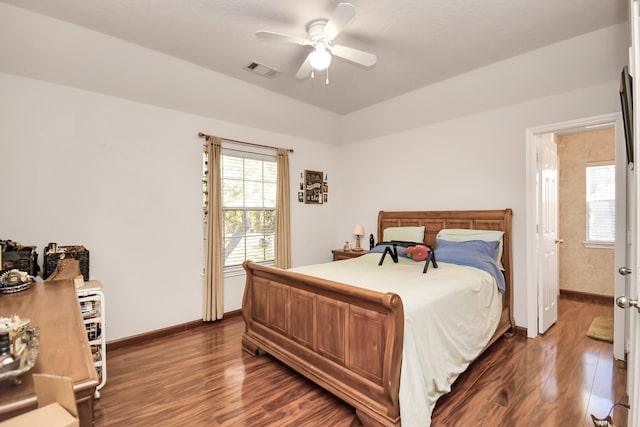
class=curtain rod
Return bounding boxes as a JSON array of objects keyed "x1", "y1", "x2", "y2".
[{"x1": 198, "y1": 132, "x2": 293, "y2": 153}]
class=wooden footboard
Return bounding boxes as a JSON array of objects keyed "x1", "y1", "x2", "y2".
[{"x1": 242, "y1": 261, "x2": 404, "y2": 426}]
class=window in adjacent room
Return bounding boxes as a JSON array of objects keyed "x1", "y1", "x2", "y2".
[
  {"x1": 203, "y1": 148, "x2": 277, "y2": 268},
  {"x1": 585, "y1": 161, "x2": 615, "y2": 247}
]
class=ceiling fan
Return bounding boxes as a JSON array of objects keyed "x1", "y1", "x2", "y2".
[{"x1": 255, "y1": 2, "x2": 377, "y2": 81}]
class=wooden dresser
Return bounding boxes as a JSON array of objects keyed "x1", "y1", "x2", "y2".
[{"x1": 0, "y1": 279, "x2": 99, "y2": 426}]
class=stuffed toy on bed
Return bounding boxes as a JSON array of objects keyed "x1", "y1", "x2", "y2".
[
  {"x1": 374, "y1": 242, "x2": 438, "y2": 273},
  {"x1": 405, "y1": 245, "x2": 438, "y2": 273},
  {"x1": 404, "y1": 245, "x2": 430, "y2": 261}
]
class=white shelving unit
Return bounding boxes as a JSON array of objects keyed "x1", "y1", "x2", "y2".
[{"x1": 77, "y1": 280, "x2": 106, "y2": 399}]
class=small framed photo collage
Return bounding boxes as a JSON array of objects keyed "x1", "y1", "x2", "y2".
[{"x1": 299, "y1": 170, "x2": 328, "y2": 204}]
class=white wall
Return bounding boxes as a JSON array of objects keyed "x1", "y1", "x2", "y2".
[
  {"x1": 0, "y1": 2, "x2": 629, "y2": 338},
  {"x1": 0, "y1": 71, "x2": 339, "y2": 340}
]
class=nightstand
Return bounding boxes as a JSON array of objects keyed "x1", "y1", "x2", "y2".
[{"x1": 332, "y1": 249, "x2": 369, "y2": 261}]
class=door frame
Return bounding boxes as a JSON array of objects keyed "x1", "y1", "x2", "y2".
[{"x1": 525, "y1": 113, "x2": 625, "y2": 352}]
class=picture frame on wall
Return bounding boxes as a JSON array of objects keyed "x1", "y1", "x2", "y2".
[{"x1": 304, "y1": 170, "x2": 323, "y2": 204}]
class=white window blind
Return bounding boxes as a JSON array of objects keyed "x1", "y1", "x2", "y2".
[
  {"x1": 221, "y1": 150, "x2": 277, "y2": 267},
  {"x1": 586, "y1": 163, "x2": 615, "y2": 243}
]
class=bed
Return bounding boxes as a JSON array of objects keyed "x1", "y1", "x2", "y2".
[{"x1": 241, "y1": 209, "x2": 514, "y2": 426}]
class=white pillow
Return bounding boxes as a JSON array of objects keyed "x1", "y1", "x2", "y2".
[
  {"x1": 436, "y1": 229, "x2": 505, "y2": 269},
  {"x1": 383, "y1": 226, "x2": 425, "y2": 243}
]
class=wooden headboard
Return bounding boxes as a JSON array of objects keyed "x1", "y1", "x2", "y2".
[{"x1": 377, "y1": 209, "x2": 514, "y2": 326}]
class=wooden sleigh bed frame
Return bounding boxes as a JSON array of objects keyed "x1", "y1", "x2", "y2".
[{"x1": 241, "y1": 209, "x2": 514, "y2": 426}]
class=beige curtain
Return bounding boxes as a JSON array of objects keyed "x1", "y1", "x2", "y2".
[
  {"x1": 275, "y1": 148, "x2": 291, "y2": 269},
  {"x1": 203, "y1": 137, "x2": 224, "y2": 321}
]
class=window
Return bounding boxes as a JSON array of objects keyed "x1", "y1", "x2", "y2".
[
  {"x1": 586, "y1": 163, "x2": 615, "y2": 243},
  {"x1": 204, "y1": 149, "x2": 276, "y2": 267}
]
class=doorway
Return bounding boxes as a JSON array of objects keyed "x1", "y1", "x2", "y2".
[
  {"x1": 555, "y1": 128, "x2": 616, "y2": 296},
  {"x1": 525, "y1": 113, "x2": 627, "y2": 361}
]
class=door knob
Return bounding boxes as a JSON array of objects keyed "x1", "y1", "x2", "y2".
[
  {"x1": 616, "y1": 296, "x2": 640, "y2": 313},
  {"x1": 618, "y1": 267, "x2": 632, "y2": 276}
]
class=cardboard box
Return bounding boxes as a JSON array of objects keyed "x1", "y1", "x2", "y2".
[{"x1": 0, "y1": 374, "x2": 79, "y2": 427}]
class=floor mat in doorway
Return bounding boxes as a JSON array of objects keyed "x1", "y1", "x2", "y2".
[{"x1": 587, "y1": 316, "x2": 613, "y2": 343}]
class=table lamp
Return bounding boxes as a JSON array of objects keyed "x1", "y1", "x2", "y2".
[{"x1": 352, "y1": 224, "x2": 365, "y2": 251}]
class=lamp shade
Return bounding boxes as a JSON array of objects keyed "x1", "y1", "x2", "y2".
[{"x1": 352, "y1": 224, "x2": 364, "y2": 236}]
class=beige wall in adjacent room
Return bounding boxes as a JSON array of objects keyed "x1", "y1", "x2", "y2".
[{"x1": 557, "y1": 128, "x2": 615, "y2": 296}]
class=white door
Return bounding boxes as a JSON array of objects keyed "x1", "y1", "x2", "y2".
[
  {"x1": 614, "y1": 117, "x2": 630, "y2": 361},
  {"x1": 538, "y1": 133, "x2": 559, "y2": 334},
  {"x1": 627, "y1": 1, "x2": 640, "y2": 423},
  {"x1": 626, "y1": 94, "x2": 638, "y2": 425},
  {"x1": 627, "y1": 153, "x2": 639, "y2": 426}
]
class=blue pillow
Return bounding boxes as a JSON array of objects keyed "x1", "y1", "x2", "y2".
[
  {"x1": 435, "y1": 239, "x2": 504, "y2": 292},
  {"x1": 436, "y1": 239, "x2": 500, "y2": 261}
]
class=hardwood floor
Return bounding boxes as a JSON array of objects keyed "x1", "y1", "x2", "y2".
[{"x1": 93, "y1": 296, "x2": 627, "y2": 426}]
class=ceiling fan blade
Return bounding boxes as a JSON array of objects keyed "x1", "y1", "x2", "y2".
[
  {"x1": 255, "y1": 30, "x2": 312, "y2": 46},
  {"x1": 331, "y1": 45, "x2": 377, "y2": 67},
  {"x1": 296, "y1": 53, "x2": 313, "y2": 79},
  {"x1": 323, "y1": 2, "x2": 356, "y2": 40}
]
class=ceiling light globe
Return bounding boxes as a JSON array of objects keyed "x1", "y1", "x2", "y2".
[{"x1": 310, "y1": 45, "x2": 331, "y2": 70}]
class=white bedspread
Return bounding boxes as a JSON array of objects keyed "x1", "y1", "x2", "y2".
[{"x1": 290, "y1": 253, "x2": 501, "y2": 427}]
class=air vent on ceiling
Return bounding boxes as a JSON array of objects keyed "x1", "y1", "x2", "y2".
[{"x1": 245, "y1": 61, "x2": 281, "y2": 78}]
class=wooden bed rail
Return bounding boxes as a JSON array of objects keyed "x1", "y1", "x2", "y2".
[{"x1": 242, "y1": 261, "x2": 404, "y2": 426}]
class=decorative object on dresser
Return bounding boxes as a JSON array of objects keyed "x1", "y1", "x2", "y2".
[
  {"x1": 44, "y1": 244, "x2": 90, "y2": 281},
  {"x1": 0, "y1": 270, "x2": 34, "y2": 294},
  {"x1": 0, "y1": 241, "x2": 39, "y2": 277},
  {"x1": 0, "y1": 315, "x2": 39, "y2": 385},
  {"x1": 352, "y1": 224, "x2": 364, "y2": 251}
]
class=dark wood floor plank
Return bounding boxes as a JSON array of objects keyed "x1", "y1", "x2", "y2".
[{"x1": 93, "y1": 296, "x2": 626, "y2": 426}]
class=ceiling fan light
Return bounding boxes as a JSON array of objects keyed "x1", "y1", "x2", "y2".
[{"x1": 310, "y1": 45, "x2": 331, "y2": 70}]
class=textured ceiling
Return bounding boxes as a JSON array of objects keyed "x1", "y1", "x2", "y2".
[{"x1": 0, "y1": 0, "x2": 629, "y2": 114}]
